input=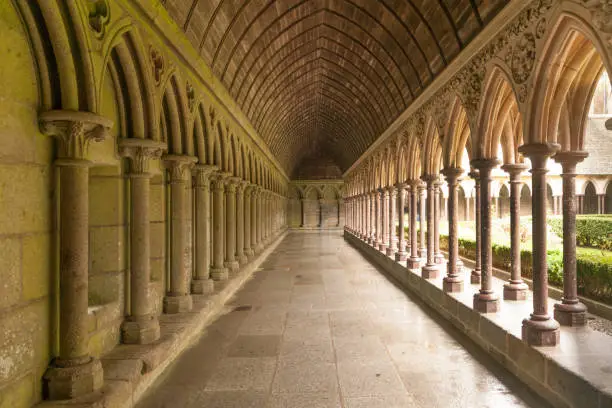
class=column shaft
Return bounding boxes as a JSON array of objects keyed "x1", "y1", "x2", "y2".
[
  {"x1": 502, "y1": 164, "x2": 529, "y2": 301},
  {"x1": 386, "y1": 188, "x2": 397, "y2": 256},
  {"x1": 418, "y1": 184, "x2": 427, "y2": 258},
  {"x1": 554, "y1": 152, "x2": 588, "y2": 326},
  {"x1": 469, "y1": 171, "x2": 482, "y2": 284},
  {"x1": 395, "y1": 184, "x2": 408, "y2": 261},
  {"x1": 519, "y1": 143, "x2": 560, "y2": 346},
  {"x1": 408, "y1": 183, "x2": 421, "y2": 268},
  {"x1": 211, "y1": 174, "x2": 229, "y2": 280},
  {"x1": 442, "y1": 168, "x2": 464, "y2": 292},
  {"x1": 472, "y1": 159, "x2": 500, "y2": 313},
  {"x1": 422, "y1": 176, "x2": 439, "y2": 279},
  {"x1": 434, "y1": 181, "x2": 444, "y2": 264}
]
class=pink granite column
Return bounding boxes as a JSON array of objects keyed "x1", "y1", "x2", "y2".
[
  {"x1": 519, "y1": 143, "x2": 560, "y2": 346},
  {"x1": 386, "y1": 187, "x2": 398, "y2": 256},
  {"x1": 442, "y1": 168, "x2": 464, "y2": 293},
  {"x1": 472, "y1": 159, "x2": 500, "y2": 313},
  {"x1": 120, "y1": 140, "x2": 166, "y2": 344},
  {"x1": 40, "y1": 111, "x2": 112, "y2": 399},
  {"x1": 434, "y1": 180, "x2": 445, "y2": 264},
  {"x1": 418, "y1": 183, "x2": 427, "y2": 258},
  {"x1": 395, "y1": 183, "x2": 408, "y2": 261},
  {"x1": 421, "y1": 175, "x2": 439, "y2": 279},
  {"x1": 468, "y1": 170, "x2": 481, "y2": 284},
  {"x1": 369, "y1": 192, "x2": 377, "y2": 244},
  {"x1": 554, "y1": 151, "x2": 589, "y2": 326},
  {"x1": 502, "y1": 164, "x2": 529, "y2": 301},
  {"x1": 407, "y1": 181, "x2": 421, "y2": 268}
]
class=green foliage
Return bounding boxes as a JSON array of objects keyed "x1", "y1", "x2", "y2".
[
  {"x1": 440, "y1": 234, "x2": 612, "y2": 305},
  {"x1": 548, "y1": 215, "x2": 612, "y2": 251}
]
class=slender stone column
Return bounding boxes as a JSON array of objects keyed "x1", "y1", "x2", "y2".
[
  {"x1": 256, "y1": 190, "x2": 264, "y2": 251},
  {"x1": 224, "y1": 177, "x2": 241, "y2": 274},
  {"x1": 434, "y1": 180, "x2": 445, "y2": 264},
  {"x1": 418, "y1": 183, "x2": 427, "y2": 258},
  {"x1": 407, "y1": 181, "x2": 422, "y2": 268},
  {"x1": 442, "y1": 168, "x2": 464, "y2": 293},
  {"x1": 191, "y1": 164, "x2": 218, "y2": 294},
  {"x1": 502, "y1": 164, "x2": 529, "y2": 301},
  {"x1": 252, "y1": 188, "x2": 261, "y2": 252},
  {"x1": 40, "y1": 111, "x2": 112, "y2": 399},
  {"x1": 395, "y1": 183, "x2": 408, "y2": 261},
  {"x1": 554, "y1": 151, "x2": 589, "y2": 326},
  {"x1": 386, "y1": 187, "x2": 398, "y2": 256},
  {"x1": 244, "y1": 185, "x2": 255, "y2": 259},
  {"x1": 519, "y1": 143, "x2": 561, "y2": 346},
  {"x1": 163, "y1": 154, "x2": 198, "y2": 313},
  {"x1": 379, "y1": 189, "x2": 389, "y2": 251},
  {"x1": 421, "y1": 175, "x2": 439, "y2": 279},
  {"x1": 471, "y1": 159, "x2": 500, "y2": 313},
  {"x1": 468, "y1": 170, "x2": 482, "y2": 284},
  {"x1": 300, "y1": 197, "x2": 307, "y2": 227},
  {"x1": 120, "y1": 139, "x2": 166, "y2": 344},
  {"x1": 369, "y1": 192, "x2": 377, "y2": 244},
  {"x1": 211, "y1": 172, "x2": 229, "y2": 280},
  {"x1": 375, "y1": 189, "x2": 382, "y2": 247},
  {"x1": 236, "y1": 181, "x2": 248, "y2": 265}
]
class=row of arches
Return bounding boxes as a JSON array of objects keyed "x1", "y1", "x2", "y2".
[{"x1": 345, "y1": 2, "x2": 612, "y2": 350}]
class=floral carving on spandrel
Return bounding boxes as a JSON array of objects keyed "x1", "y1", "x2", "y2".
[{"x1": 511, "y1": 33, "x2": 536, "y2": 84}]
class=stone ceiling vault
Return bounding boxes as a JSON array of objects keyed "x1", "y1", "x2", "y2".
[{"x1": 163, "y1": 0, "x2": 507, "y2": 174}]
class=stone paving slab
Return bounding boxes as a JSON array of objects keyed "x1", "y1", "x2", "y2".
[{"x1": 132, "y1": 231, "x2": 550, "y2": 408}]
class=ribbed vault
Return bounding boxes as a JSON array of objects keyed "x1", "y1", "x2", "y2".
[{"x1": 163, "y1": 0, "x2": 507, "y2": 174}]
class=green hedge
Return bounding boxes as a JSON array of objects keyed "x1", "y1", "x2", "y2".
[
  {"x1": 439, "y1": 234, "x2": 612, "y2": 305},
  {"x1": 548, "y1": 215, "x2": 612, "y2": 251}
]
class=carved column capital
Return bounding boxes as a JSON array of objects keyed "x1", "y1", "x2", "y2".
[
  {"x1": 119, "y1": 138, "x2": 167, "y2": 175},
  {"x1": 441, "y1": 167, "x2": 463, "y2": 185},
  {"x1": 39, "y1": 110, "x2": 113, "y2": 163},
  {"x1": 163, "y1": 154, "x2": 198, "y2": 183},
  {"x1": 225, "y1": 176, "x2": 242, "y2": 193},
  {"x1": 501, "y1": 163, "x2": 529, "y2": 181},
  {"x1": 192, "y1": 164, "x2": 218, "y2": 187}
]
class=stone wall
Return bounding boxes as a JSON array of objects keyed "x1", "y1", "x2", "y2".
[
  {"x1": 287, "y1": 181, "x2": 344, "y2": 228},
  {"x1": 0, "y1": 5, "x2": 54, "y2": 407}
]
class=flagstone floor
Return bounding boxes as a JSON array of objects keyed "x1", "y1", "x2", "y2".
[{"x1": 136, "y1": 231, "x2": 549, "y2": 408}]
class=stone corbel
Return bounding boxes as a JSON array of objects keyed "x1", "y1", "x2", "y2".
[{"x1": 39, "y1": 110, "x2": 114, "y2": 162}]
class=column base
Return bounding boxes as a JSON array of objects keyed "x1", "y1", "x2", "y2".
[
  {"x1": 470, "y1": 269, "x2": 481, "y2": 284},
  {"x1": 473, "y1": 292, "x2": 500, "y2": 313},
  {"x1": 434, "y1": 253, "x2": 445, "y2": 264},
  {"x1": 224, "y1": 260, "x2": 240, "y2": 276},
  {"x1": 211, "y1": 267, "x2": 229, "y2": 281},
  {"x1": 245, "y1": 249, "x2": 256, "y2": 260},
  {"x1": 407, "y1": 257, "x2": 422, "y2": 269},
  {"x1": 395, "y1": 251, "x2": 408, "y2": 262},
  {"x1": 503, "y1": 281, "x2": 528, "y2": 301},
  {"x1": 554, "y1": 301, "x2": 587, "y2": 327},
  {"x1": 418, "y1": 248, "x2": 427, "y2": 258},
  {"x1": 121, "y1": 315, "x2": 160, "y2": 345},
  {"x1": 163, "y1": 294, "x2": 193, "y2": 314},
  {"x1": 522, "y1": 316, "x2": 560, "y2": 346},
  {"x1": 191, "y1": 278, "x2": 215, "y2": 295},
  {"x1": 443, "y1": 276, "x2": 464, "y2": 293},
  {"x1": 238, "y1": 254, "x2": 249, "y2": 265},
  {"x1": 44, "y1": 357, "x2": 103, "y2": 400},
  {"x1": 421, "y1": 264, "x2": 439, "y2": 279},
  {"x1": 378, "y1": 244, "x2": 388, "y2": 252},
  {"x1": 385, "y1": 247, "x2": 396, "y2": 257},
  {"x1": 367, "y1": 238, "x2": 375, "y2": 245}
]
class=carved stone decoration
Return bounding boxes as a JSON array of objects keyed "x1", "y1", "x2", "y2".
[
  {"x1": 39, "y1": 110, "x2": 113, "y2": 160},
  {"x1": 511, "y1": 33, "x2": 537, "y2": 84},
  {"x1": 186, "y1": 82, "x2": 196, "y2": 112},
  {"x1": 87, "y1": 0, "x2": 110, "y2": 39},
  {"x1": 583, "y1": 0, "x2": 612, "y2": 33},
  {"x1": 535, "y1": 18, "x2": 547, "y2": 39},
  {"x1": 119, "y1": 138, "x2": 167, "y2": 174},
  {"x1": 150, "y1": 47, "x2": 165, "y2": 85},
  {"x1": 518, "y1": 85, "x2": 528, "y2": 103}
]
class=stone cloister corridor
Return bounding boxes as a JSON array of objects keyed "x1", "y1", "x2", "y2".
[
  {"x1": 136, "y1": 232, "x2": 547, "y2": 408},
  {"x1": 2, "y1": 0, "x2": 612, "y2": 407}
]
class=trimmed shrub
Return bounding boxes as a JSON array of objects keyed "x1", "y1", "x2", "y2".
[
  {"x1": 548, "y1": 215, "x2": 612, "y2": 251},
  {"x1": 439, "y1": 234, "x2": 612, "y2": 304}
]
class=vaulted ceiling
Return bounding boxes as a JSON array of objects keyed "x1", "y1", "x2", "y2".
[{"x1": 163, "y1": 0, "x2": 507, "y2": 175}]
